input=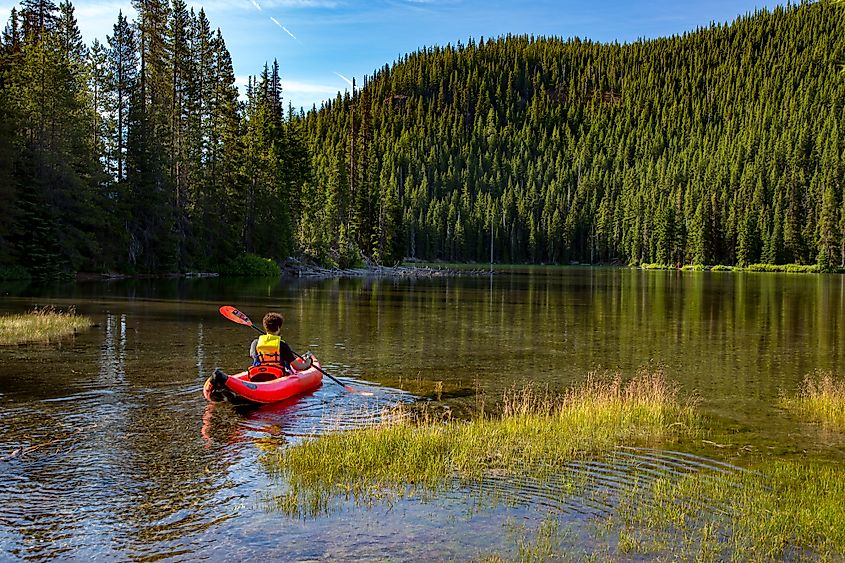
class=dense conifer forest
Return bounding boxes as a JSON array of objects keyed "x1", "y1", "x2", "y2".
[
  {"x1": 0, "y1": 0, "x2": 308, "y2": 277},
  {"x1": 0, "y1": 1, "x2": 843, "y2": 278}
]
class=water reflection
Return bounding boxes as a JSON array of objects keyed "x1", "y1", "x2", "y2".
[
  {"x1": 1, "y1": 268, "x2": 843, "y2": 559},
  {"x1": 99, "y1": 313, "x2": 127, "y2": 383},
  {"x1": 0, "y1": 295, "x2": 416, "y2": 559},
  {"x1": 196, "y1": 320, "x2": 205, "y2": 378},
  {"x1": 255, "y1": 446, "x2": 751, "y2": 560}
]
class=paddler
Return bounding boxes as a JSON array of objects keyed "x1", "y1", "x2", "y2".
[{"x1": 250, "y1": 312, "x2": 297, "y2": 370}]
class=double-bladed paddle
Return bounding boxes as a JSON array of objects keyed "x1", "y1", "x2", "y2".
[{"x1": 218, "y1": 305, "x2": 374, "y2": 396}]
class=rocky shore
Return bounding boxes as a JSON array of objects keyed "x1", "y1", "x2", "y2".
[
  {"x1": 74, "y1": 260, "x2": 491, "y2": 281},
  {"x1": 281, "y1": 259, "x2": 491, "y2": 279}
]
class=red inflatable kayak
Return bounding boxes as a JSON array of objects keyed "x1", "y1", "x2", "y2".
[{"x1": 203, "y1": 356, "x2": 323, "y2": 405}]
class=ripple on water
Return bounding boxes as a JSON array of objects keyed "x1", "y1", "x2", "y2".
[
  {"x1": 240, "y1": 445, "x2": 756, "y2": 561},
  {"x1": 222, "y1": 377, "x2": 416, "y2": 440},
  {"x1": 1, "y1": 369, "x2": 753, "y2": 561},
  {"x1": 458, "y1": 447, "x2": 749, "y2": 520}
]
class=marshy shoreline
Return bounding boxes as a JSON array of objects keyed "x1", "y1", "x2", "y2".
[
  {"x1": 71, "y1": 258, "x2": 490, "y2": 282},
  {"x1": 259, "y1": 368, "x2": 845, "y2": 561}
]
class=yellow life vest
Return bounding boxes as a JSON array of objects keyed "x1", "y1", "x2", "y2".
[{"x1": 255, "y1": 334, "x2": 286, "y2": 365}]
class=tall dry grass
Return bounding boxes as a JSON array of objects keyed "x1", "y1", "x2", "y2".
[
  {"x1": 265, "y1": 368, "x2": 698, "y2": 516},
  {"x1": 780, "y1": 371, "x2": 845, "y2": 430},
  {"x1": 0, "y1": 306, "x2": 92, "y2": 345}
]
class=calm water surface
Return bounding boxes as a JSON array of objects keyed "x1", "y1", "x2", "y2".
[{"x1": 1, "y1": 268, "x2": 843, "y2": 559}]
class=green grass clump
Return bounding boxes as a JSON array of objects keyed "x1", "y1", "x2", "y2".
[
  {"x1": 0, "y1": 306, "x2": 92, "y2": 345},
  {"x1": 265, "y1": 369, "x2": 698, "y2": 516},
  {"x1": 744, "y1": 263, "x2": 820, "y2": 273},
  {"x1": 639, "y1": 263, "x2": 673, "y2": 270},
  {"x1": 709, "y1": 264, "x2": 733, "y2": 271},
  {"x1": 616, "y1": 460, "x2": 845, "y2": 560},
  {"x1": 779, "y1": 372, "x2": 845, "y2": 430}
]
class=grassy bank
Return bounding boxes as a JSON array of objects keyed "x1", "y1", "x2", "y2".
[
  {"x1": 608, "y1": 459, "x2": 845, "y2": 561},
  {"x1": 264, "y1": 368, "x2": 845, "y2": 560},
  {"x1": 0, "y1": 307, "x2": 93, "y2": 345},
  {"x1": 265, "y1": 370, "x2": 698, "y2": 516},
  {"x1": 779, "y1": 372, "x2": 845, "y2": 430},
  {"x1": 641, "y1": 262, "x2": 845, "y2": 273},
  {"x1": 483, "y1": 459, "x2": 845, "y2": 561}
]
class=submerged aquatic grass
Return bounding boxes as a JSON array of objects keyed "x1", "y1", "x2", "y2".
[
  {"x1": 779, "y1": 371, "x2": 845, "y2": 430},
  {"x1": 264, "y1": 369, "x2": 698, "y2": 516},
  {"x1": 610, "y1": 459, "x2": 845, "y2": 561},
  {"x1": 0, "y1": 306, "x2": 92, "y2": 345}
]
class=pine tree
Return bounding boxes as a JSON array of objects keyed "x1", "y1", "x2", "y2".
[
  {"x1": 127, "y1": 0, "x2": 175, "y2": 272},
  {"x1": 106, "y1": 11, "x2": 136, "y2": 184}
]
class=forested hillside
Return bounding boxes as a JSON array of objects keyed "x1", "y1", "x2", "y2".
[
  {"x1": 301, "y1": 1, "x2": 845, "y2": 268},
  {"x1": 0, "y1": 0, "x2": 308, "y2": 278},
  {"x1": 1, "y1": 1, "x2": 843, "y2": 278}
]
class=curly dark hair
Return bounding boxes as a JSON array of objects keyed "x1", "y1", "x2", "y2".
[{"x1": 262, "y1": 312, "x2": 284, "y2": 333}]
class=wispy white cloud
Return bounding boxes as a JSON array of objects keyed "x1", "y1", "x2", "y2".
[
  {"x1": 333, "y1": 72, "x2": 353, "y2": 87},
  {"x1": 384, "y1": 0, "x2": 441, "y2": 13},
  {"x1": 270, "y1": 15, "x2": 298, "y2": 39},
  {"x1": 73, "y1": 1, "x2": 135, "y2": 19},
  {"x1": 235, "y1": 75, "x2": 339, "y2": 95},
  {"x1": 183, "y1": 0, "x2": 337, "y2": 10},
  {"x1": 235, "y1": 75, "x2": 251, "y2": 92},
  {"x1": 45, "y1": 1, "x2": 136, "y2": 43},
  {"x1": 2, "y1": 1, "x2": 136, "y2": 44},
  {"x1": 284, "y1": 80, "x2": 340, "y2": 94},
  {"x1": 249, "y1": 0, "x2": 262, "y2": 11},
  {"x1": 260, "y1": 0, "x2": 339, "y2": 7}
]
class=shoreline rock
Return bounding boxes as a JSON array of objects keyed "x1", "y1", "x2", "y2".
[
  {"x1": 73, "y1": 261, "x2": 488, "y2": 282},
  {"x1": 281, "y1": 260, "x2": 491, "y2": 279}
]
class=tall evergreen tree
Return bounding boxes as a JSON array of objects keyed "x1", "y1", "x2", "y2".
[{"x1": 106, "y1": 11, "x2": 136, "y2": 184}]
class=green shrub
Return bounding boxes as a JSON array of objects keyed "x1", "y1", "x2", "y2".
[
  {"x1": 220, "y1": 254, "x2": 280, "y2": 277},
  {"x1": 681, "y1": 264, "x2": 705, "y2": 271},
  {"x1": 745, "y1": 263, "x2": 779, "y2": 272},
  {"x1": 338, "y1": 244, "x2": 364, "y2": 269},
  {"x1": 783, "y1": 263, "x2": 819, "y2": 273},
  {"x1": 710, "y1": 264, "x2": 733, "y2": 271},
  {"x1": 640, "y1": 263, "x2": 673, "y2": 270},
  {"x1": 745, "y1": 263, "x2": 819, "y2": 273},
  {"x1": 0, "y1": 265, "x2": 31, "y2": 281}
]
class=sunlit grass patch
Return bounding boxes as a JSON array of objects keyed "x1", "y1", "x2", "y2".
[
  {"x1": 612, "y1": 460, "x2": 845, "y2": 561},
  {"x1": 0, "y1": 306, "x2": 92, "y2": 345},
  {"x1": 779, "y1": 372, "x2": 845, "y2": 430},
  {"x1": 479, "y1": 459, "x2": 845, "y2": 561},
  {"x1": 744, "y1": 263, "x2": 821, "y2": 273},
  {"x1": 263, "y1": 369, "x2": 698, "y2": 517},
  {"x1": 479, "y1": 517, "x2": 579, "y2": 562}
]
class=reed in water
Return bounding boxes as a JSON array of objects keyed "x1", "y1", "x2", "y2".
[
  {"x1": 779, "y1": 371, "x2": 845, "y2": 430},
  {"x1": 0, "y1": 306, "x2": 92, "y2": 345},
  {"x1": 265, "y1": 369, "x2": 698, "y2": 515}
]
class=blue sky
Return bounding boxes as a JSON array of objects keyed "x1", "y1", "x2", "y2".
[{"x1": 1, "y1": 0, "x2": 779, "y2": 110}]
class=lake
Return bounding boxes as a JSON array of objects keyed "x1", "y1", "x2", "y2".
[{"x1": 1, "y1": 268, "x2": 843, "y2": 559}]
